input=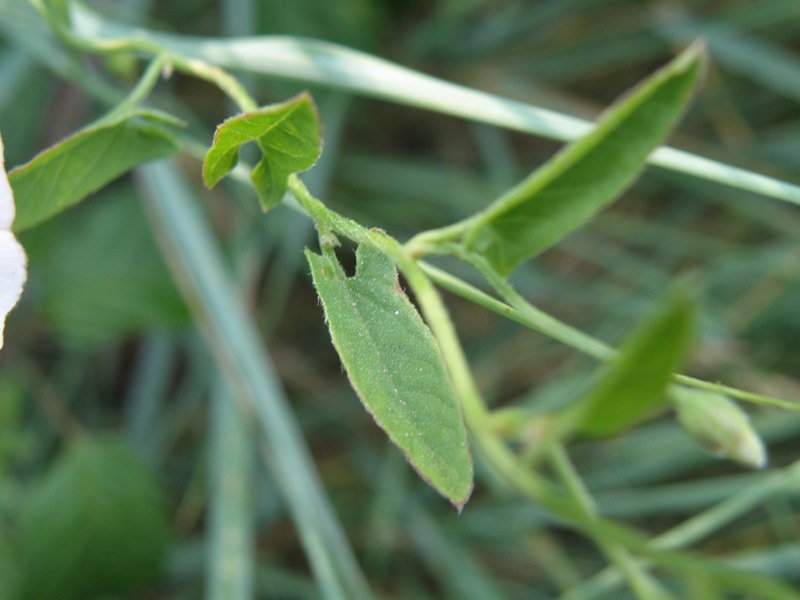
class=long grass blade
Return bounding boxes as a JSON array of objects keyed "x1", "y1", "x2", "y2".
[
  {"x1": 206, "y1": 376, "x2": 255, "y2": 600},
  {"x1": 70, "y1": 4, "x2": 800, "y2": 208},
  {"x1": 136, "y1": 161, "x2": 373, "y2": 600}
]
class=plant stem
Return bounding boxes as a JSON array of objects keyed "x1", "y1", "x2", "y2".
[
  {"x1": 422, "y1": 257, "x2": 797, "y2": 412},
  {"x1": 290, "y1": 176, "x2": 687, "y2": 591},
  {"x1": 98, "y1": 53, "x2": 170, "y2": 123},
  {"x1": 54, "y1": 12, "x2": 259, "y2": 113},
  {"x1": 549, "y1": 445, "x2": 676, "y2": 600}
]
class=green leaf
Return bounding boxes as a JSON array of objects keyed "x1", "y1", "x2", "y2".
[
  {"x1": 464, "y1": 43, "x2": 705, "y2": 275},
  {"x1": 20, "y1": 436, "x2": 170, "y2": 600},
  {"x1": 306, "y1": 244, "x2": 473, "y2": 508},
  {"x1": 138, "y1": 162, "x2": 372, "y2": 599},
  {"x1": 203, "y1": 93, "x2": 321, "y2": 210},
  {"x1": 20, "y1": 187, "x2": 189, "y2": 343},
  {"x1": 9, "y1": 110, "x2": 180, "y2": 232},
  {"x1": 569, "y1": 289, "x2": 695, "y2": 437}
]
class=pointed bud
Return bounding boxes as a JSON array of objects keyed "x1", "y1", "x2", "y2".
[{"x1": 671, "y1": 387, "x2": 767, "y2": 469}]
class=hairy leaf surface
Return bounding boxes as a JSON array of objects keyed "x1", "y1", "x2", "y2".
[{"x1": 307, "y1": 245, "x2": 473, "y2": 508}]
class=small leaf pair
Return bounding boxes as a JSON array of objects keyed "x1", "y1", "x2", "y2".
[{"x1": 203, "y1": 93, "x2": 321, "y2": 210}]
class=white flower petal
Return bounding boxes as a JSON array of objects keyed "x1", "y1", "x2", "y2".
[
  {"x1": 0, "y1": 134, "x2": 14, "y2": 230},
  {"x1": 0, "y1": 231, "x2": 26, "y2": 347},
  {"x1": 0, "y1": 132, "x2": 27, "y2": 348}
]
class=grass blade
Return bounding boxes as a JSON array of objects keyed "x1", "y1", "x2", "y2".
[
  {"x1": 206, "y1": 376, "x2": 255, "y2": 600},
  {"x1": 136, "y1": 161, "x2": 373, "y2": 600},
  {"x1": 68, "y1": 4, "x2": 800, "y2": 208}
]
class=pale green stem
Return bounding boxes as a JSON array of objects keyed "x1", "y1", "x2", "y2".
[
  {"x1": 548, "y1": 445, "x2": 597, "y2": 515},
  {"x1": 51, "y1": 8, "x2": 258, "y2": 113},
  {"x1": 98, "y1": 53, "x2": 170, "y2": 123},
  {"x1": 549, "y1": 445, "x2": 676, "y2": 600},
  {"x1": 425, "y1": 256, "x2": 797, "y2": 411},
  {"x1": 290, "y1": 177, "x2": 686, "y2": 590}
]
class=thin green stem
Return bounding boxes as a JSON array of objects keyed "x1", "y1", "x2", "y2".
[
  {"x1": 405, "y1": 221, "x2": 472, "y2": 258},
  {"x1": 50, "y1": 8, "x2": 258, "y2": 113},
  {"x1": 549, "y1": 445, "x2": 597, "y2": 515},
  {"x1": 172, "y1": 55, "x2": 257, "y2": 112},
  {"x1": 98, "y1": 53, "x2": 170, "y2": 123},
  {"x1": 288, "y1": 175, "x2": 389, "y2": 251},
  {"x1": 419, "y1": 260, "x2": 798, "y2": 411},
  {"x1": 290, "y1": 178, "x2": 690, "y2": 590},
  {"x1": 396, "y1": 247, "x2": 686, "y2": 600},
  {"x1": 549, "y1": 445, "x2": 676, "y2": 600}
]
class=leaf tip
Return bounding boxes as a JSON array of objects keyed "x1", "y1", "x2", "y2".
[{"x1": 452, "y1": 481, "x2": 474, "y2": 513}]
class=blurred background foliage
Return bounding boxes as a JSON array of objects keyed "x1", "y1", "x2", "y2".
[{"x1": 1, "y1": 0, "x2": 799, "y2": 598}]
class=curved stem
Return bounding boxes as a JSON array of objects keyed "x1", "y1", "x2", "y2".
[
  {"x1": 549, "y1": 445, "x2": 676, "y2": 600},
  {"x1": 52, "y1": 6, "x2": 259, "y2": 113},
  {"x1": 420, "y1": 257, "x2": 797, "y2": 412},
  {"x1": 98, "y1": 53, "x2": 170, "y2": 123},
  {"x1": 290, "y1": 177, "x2": 678, "y2": 597}
]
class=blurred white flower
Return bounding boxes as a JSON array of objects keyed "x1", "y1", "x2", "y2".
[{"x1": 0, "y1": 132, "x2": 27, "y2": 348}]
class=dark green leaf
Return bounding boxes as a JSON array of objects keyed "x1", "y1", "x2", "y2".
[
  {"x1": 306, "y1": 245, "x2": 473, "y2": 508},
  {"x1": 20, "y1": 187, "x2": 189, "y2": 343},
  {"x1": 10, "y1": 111, "x2": 180, "y2": 232},
  {"x1": 20, "y1": 436, "x2": 170, "y2": 600},
  {"x1": 464, "y1": 44, "x2": 705, "y2": 275},
  {"x1": 203, "y1": 93, "x2": 321, "y2": 210},
  {"x1": 570, "y1": 289, "x2": 695, "y2": 437}
]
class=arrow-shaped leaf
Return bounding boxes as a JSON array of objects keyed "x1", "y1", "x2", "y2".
[
  {"x1": 203, "y1": 93, "x2": 321, "y2": 210},
  {"x1": 306, "y1": 244, "x2": 473, "y2": 509}
]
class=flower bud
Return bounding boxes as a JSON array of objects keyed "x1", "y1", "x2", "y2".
[{"x1": 671, "y1": 386, "x2": 767, "y2": 469}]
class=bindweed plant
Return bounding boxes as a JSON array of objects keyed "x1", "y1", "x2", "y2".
[{"x1": 1, "y1": 1, "x2": 799, "y2": 599}]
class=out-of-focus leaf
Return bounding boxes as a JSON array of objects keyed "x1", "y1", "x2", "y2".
[
  {"x1": 21, "y1": 187, "x2": 188, "y2": 343},
  {"x1": 569, "y1": 289, "x2": 695, "y2": 437},
  {"x1": 203, "y1": 93, "x2": 321, "y2": 210},
  {"x1": 306, "y1": 244, "x2": 473, "y2": 509},
  {"x1": 463, "y1": 44, "x2": 704, "y2": 275},
  {"x1": 0, "y1": 374, "x2": 25, "y2": 469},
  {"x1": 9, "y1": 110, "x2": 180, "y2": 231},
  {"x1": 0, "y1": 530, "x2": 21, "y2": 600},
  {"x1": 20, "y1": 436, "x2": 170, "y2": 600}
]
